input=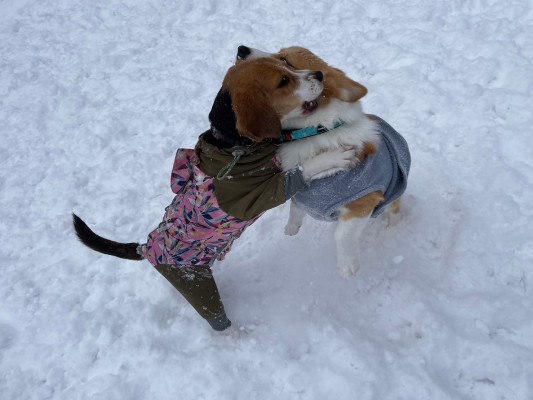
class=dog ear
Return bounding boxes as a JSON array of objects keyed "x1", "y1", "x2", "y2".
[
  {"x1": 232, "y1": 86, "x2": 281, "y2": 141},
  {"x1": 209, "y1": 89, "x2": 239, "y2": 139},
  {"x1": 329, "y1": 72, "x2": 368, "y2": 103}
]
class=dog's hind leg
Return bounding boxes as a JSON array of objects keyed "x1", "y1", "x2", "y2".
[
  {"x1": 384, "y1": 197, "x2": 404, "y2": 227},
  {"x1": 284, "y1": 199, "x2": 306, "y2": 236},
  {"x1": 335, "y1": 216, "x2": 369, "y2": 279},
  {"x1": 388, "y1": 198, "x2": 402, "y2": 214},
  {"x1": 335, "y1": 191, "x2": 384, "y2": 278}
]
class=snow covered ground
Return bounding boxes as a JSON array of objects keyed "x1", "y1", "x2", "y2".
[{"x1": 1, "y1": 0, "x2": 532, "y2": 399}]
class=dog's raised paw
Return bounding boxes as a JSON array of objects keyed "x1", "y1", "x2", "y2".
[
  {"x1": 338, "y1": 260, "x2": 361, "y2": 279},
  {"x1": 284, "y1": 223, "x2": 301, "y2": 236}
]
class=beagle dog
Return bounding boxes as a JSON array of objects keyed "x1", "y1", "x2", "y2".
[
  {"x1": 237, "y1": 46, "x2": 411, "y2": 279},
  {"x1": 72, "y1": 57, "x2": 357, "y2": 331}
]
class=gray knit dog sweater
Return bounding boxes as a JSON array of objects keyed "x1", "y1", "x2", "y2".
[{"x1": 292, "y1": 117, "x2": 411, "y2": 221}]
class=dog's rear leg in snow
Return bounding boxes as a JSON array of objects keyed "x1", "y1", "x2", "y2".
[
  {"x1": 335, "y1": 191, "x2": 384, "y2": 278},
  {"x1": 335, "y1": 216, "x2": 370, "y2": 278}
]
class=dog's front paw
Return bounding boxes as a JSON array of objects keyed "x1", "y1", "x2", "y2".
[
  {"x1": 301, "y1": 147, "x2": 357, "y2": 181},
  {"x1": 338, "y1": 258, "x2": 361, "y2": 279},
  {"x1": 284, "y1": 222, "x2": 301, "y2": 236}
]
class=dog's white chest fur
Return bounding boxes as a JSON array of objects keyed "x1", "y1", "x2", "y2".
[{"x1": 278, "y1": 100, "x2": 379, "y2": 179}]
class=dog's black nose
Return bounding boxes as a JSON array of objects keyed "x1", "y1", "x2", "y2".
[
  {"x1": 237, "y1": 45, "x2": 251, "y2": 60},
  {"x1": 313, "y1": 71, "x2": 324, "y2": 82}
]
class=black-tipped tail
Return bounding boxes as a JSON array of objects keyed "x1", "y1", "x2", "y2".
[{"x1": 72, "y1": 214, "x2": 143, "y2": 261}]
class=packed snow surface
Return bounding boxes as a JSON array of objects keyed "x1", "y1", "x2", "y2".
[{"x1": 1, "y1": 1, "x2": 532, "y2": 399}]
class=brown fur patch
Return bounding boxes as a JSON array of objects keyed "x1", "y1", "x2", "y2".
[
  {"x1": 340, "y1": 191, "x2": 384, "y2": 220},
  {"x1": 358, "y1": 141, "x2": 378, "y2": 161},
  {"x1": 222, "y1": 58, "x2": 312, "y2": 141},
  {"x1": 274, "y1": 46, "x2": 367, "y2": 105}
]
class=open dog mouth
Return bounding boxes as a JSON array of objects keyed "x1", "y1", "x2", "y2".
[{"x1": 303, "y1": 100, "x2": 318, "y2": 114}]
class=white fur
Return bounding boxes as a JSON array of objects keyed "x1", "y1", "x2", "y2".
[
  {"x1": 294, "y1": 70, "x2": 323, "y2": 102},
  {"x1": 244, "y1": 47, "x2": 273, "y2": 60},
  {"x1": 284, "y1": 199, "x2": 306, "y2": 236},
  {"x1": 279, "y1": 100, "x2": 379, "y2": 179},
  {"x1": 334, "y1": 215, "x2": 369, "y2": 278},
  {"x1": 278, "y1": 69, "x2": 324, "y2": 122},
  {"x1": 300, "y1": 147, "x2": 356, "y2": 181}
]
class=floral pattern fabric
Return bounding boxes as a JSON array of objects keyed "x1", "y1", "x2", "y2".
[{"x1": 141, "y1": 149, "x2": 259, "y2": 267}]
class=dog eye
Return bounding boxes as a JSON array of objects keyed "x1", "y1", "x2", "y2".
[{"x1": 278, "y1": 76, "x2": 290, "y2": 88}]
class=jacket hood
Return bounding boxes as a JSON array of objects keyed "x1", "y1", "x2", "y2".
[{"x1": 195, "y1": 135, "x2": 286, "y2": 220}]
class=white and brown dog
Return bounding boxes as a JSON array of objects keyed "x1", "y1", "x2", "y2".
[{"x1": 237, "y1": 46, "x2": 411, "y2": 278}]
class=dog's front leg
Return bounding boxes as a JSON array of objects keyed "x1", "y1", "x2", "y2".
[
  {"x1": 334, "y1": 216, "x2": 370, "y2": 279},
  {"x1": 284, "y1": 199, "x2": 306, "y2": 236},
  {"x1": 301, "y1": 147, "x2": 356, "y2": 181}
]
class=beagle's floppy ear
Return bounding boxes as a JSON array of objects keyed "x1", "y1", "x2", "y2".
[
  {"x1": 329, "y1": 72, "x2": 368, "y2": 103},
  {"x1": 232, "y1": 85, "x2": 282, "y2": 141}
]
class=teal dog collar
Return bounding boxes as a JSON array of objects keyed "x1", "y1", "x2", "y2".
[{"x1": 279, "y1": 120, "x2": 344, "y2": 143}]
